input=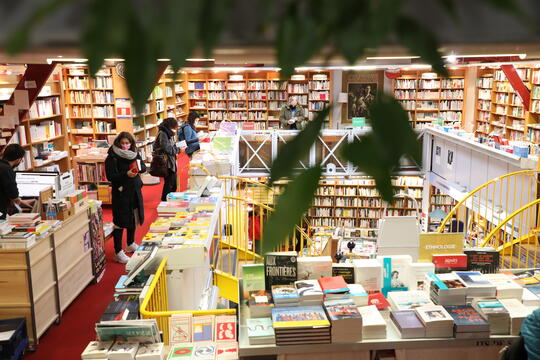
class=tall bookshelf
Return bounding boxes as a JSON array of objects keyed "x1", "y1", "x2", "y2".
[
  {"x1": 474, "y1": 69, "x2": 493, "y2": 137},
  {"x1": 14, "y1": 69, "x2": 70, "y2": 172},
  {"x1": 528, "y1": 68, "x2": 540, "y2": 143},
  {"x1": 392, "y1": 70, "x2": 465, "y2": 129},
  {"x1": 427, "y1": 185, "x2": 457, "y2": 231}
]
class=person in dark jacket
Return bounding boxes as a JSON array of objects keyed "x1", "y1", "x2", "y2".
[
  {"x1": 105, "y1": 132, "x2": 146, "y2": 263},
  {"x1": 0, "y1": 144, "x2": 35, "y2": 219},
  {"x1": 154, "y1": 117, "x2": 179, "y2": 201},
  {"x1": 279, "y1": 96, "x2": 307, "y2": 130},
  {"x1": 178, "y1": 111, "x2": 201, "y2": 159}
]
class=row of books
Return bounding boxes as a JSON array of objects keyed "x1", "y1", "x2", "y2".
[
  {"x1": 309, "y1": 218, "x2": 379, "y2": 228},
  {"x1": 28, "y1": 97, "x2": 61, "y2": 118},
  {"x1": 29, "y1": 121, "x2": 62, "y2": 141},
  {"x1": 76, "y1": 163, "x2": 108, "y2": 183},
  {"x1": 82, "y1": 341, "x2": 165, "y2": 360},
  {"x1": 169, "y1": 314, "x2": 236, "y2": 344}
]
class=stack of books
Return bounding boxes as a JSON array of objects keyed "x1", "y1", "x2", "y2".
[
  {"x1": 324, "y1": 299, "x2": 363, "y2": 343},
  {"x1": 318, "y1": 276, "x2": 350, "y2": 300},
  {"x1": 353, "y1": 259, "x2": 382, "y2": 292},
  {"x1": 95, "y1": 319, "x2": 161, "y2": 343},
  {"x1": 7, "y1": 213, "x2": 41, "y2": 226},
  {"x1": 472, "y1": 298, "x2": 510, "y2": 334},
  {"x1": 246, "y1": 318, "x2": 275, "y2": 345},
  {"x1": 427, "y1": 273, "x2": 467, "y2": 305},
  {"x1": 357, "y1": 305, "x2": 387, "y2": 339},
  {"x1": 294, "y1": 280, "x2": 323, "y2": 305},
  {"x1": 0, "y1": 231, "x2": 36, "y2": 248},
  {"x1": 390, "y1": 310, "x2": 425, "y2": 339},
  {"x1": 414, "y1": 305, "x2": 454, "y2": 338},
  {"x1": 107, "y1": 341, "x2": 140, "y2": 360},
  {"x1": 387, "y1": 290, "x2": 434, "y2": 311},
  {"x1": 499, "y1": 298, "x2": 535, "y2": 335},
  {"x1": 454, "y1": 271, "x2": 496, "y2": 301},
  {"x1": 444, "y1": 305, "x2": 490, "y2": 338},
  {"x1": 247, "y1": 290, "x2": 274, "y2": 318},
  {"x1": 0, "y1": 220, "x2": 13, "y2": 235},
  {"x1": 483, "y1": 273, "x2": 523, "y2": 299},
  {"x1": 271, "y1": 306, "x2": 331, "y2": 345},
  {"x1": 133, "y1": 342, "x2": 165, "y2": 359},
  {"x1": 347, "y1": 284, "x2": 369, "y2": 306},
  {"x1": 156, "y1": 201, "x2": 190, "y2": 217},
  {"x1": 81, "y1": 341, "x2": 113, "y2": 359},
  {"x1": 271, "y1": 285, "x2": 299, "y2": 307}
]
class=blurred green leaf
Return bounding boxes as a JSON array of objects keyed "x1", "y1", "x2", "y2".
[
  {"x1": 437, "y1": 0, "x2": 460, "y2": 22},
  {"x1": 263, "y1": 165, "x2": 322, "y2": 254},
  {"x1": 6, "y1": 0, "x2": 70, "y2": 54},
  {"x1": 396, "y1": 16, "x2": 448, "y2": 77},
  {"x1": 342, "y1": 93, "x2": 420, "y2": 203},
  {"x1": 166, "y1": 0, "x2": 201, "y2": 73},
  {"x1": 82, "y1": 0, "x2": 129, "y2": 75},
  {"x1": 479, "y1": 0, "x2": 522, "y2": 16},
  {"x1": 269, "y1": 107, "x2": 330, "y2": 184},
  {"x1": 199, "y1": 0, "x2": 231, "y2": 59}
]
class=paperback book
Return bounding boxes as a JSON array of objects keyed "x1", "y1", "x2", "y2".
[
  {"x1": 296, "y1": 256, "x2": 332, "y2": 280},
  {"x1": 246, "y1": 318, "x2": 275, "y2": 345},
  {"x1": 332, "y1": 263, "x2": 355, "y2": 284},
  {"x1": 265, "y1": 251, "x2": 297, "y2": 290},
  {"x1": 242, "y1": 264, "x2": 265, "y2": 300},
  {"x1": 390, "y1": 310, "x2": 426, "y2": 339},
  {"x1": 247, "y1": 290, "x2": 274, "y2": 318}
]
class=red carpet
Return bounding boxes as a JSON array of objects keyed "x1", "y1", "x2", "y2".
[{"x1": 24, "y1": 182, "x2": 163, "y2": 360}]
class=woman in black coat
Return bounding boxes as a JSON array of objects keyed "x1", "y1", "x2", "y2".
[
  {"x1": 105, "y1": 132, "x2": 146, "y2": 263},
  {"x1": 154, "y1": 117, "x2": 179, "y2": 201}
]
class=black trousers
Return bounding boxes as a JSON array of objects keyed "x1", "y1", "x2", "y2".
[
  {"x1": 113, "y1": 227, "x2": 135, "y2": 254},
  {"x1": 161, "y1": 170, "x2": 177, "y2": 201}
]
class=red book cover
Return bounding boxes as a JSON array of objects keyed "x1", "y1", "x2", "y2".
[
  {"x1": 432, "y1": 254, "x2": 468, "y2": 273},
  {"x1": 318, "y1": 276, "x2": 349, "y2": 294},
  {"x1": 129, "y1": 160, "x2": 140, "y2": 173},
  {"x1": 368, "y1": 292, "x2": 390, "y2": 310}
]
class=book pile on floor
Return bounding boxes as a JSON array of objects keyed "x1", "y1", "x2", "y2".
[{"x1": 271, "y1": 306, "x2": 331, "y2": 345}]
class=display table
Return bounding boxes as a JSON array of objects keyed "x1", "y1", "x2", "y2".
[
  {"x1": 238, "y1": 306, "x2": 517, "y2": 359},
  {"x1": 0, "y1": 205, "x2": 93, "y2": 347}
]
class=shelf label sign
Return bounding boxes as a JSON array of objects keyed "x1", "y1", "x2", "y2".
[
  {"x1": 115, "y1": 98, "x2": 132, "y2": 119},
  {"x1": 352, "y1": 117, "x2": 366, "y2": 127}
]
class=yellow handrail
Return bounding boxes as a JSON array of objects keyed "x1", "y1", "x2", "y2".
[{"x1": 437, "y1": 170, "x2": 538, "y2": 233}]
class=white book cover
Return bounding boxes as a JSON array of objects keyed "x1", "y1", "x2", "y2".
[
  {"x1": 108, "y1": 341, "x2": 139, "y2": 360},
  {"x1": 522, "y1": 288, "x2": 540, "y2": 306},
  {"x1": 353, "y1": 259, "x2": 382, "y2": 292},
  {"x1": 377, "y1": 255, "x2": 412, "y2": 290},
  {"x1": 499, "y1": 298, "x2": 534, "y2": 335},
  {"x1": 192, "y1": 342, "x2": 216, "y2": 360},
  {"x1": 81, "y1": 341, "x2": 113, "y2": 359},
  {"x1": 294, "y1": 279, "x2": 323, "y2": 298},
  {"x1": 135, "y1": 343, "x2": 164, "y2": 360},
  {"x1": 483, "y1": 274, "x2": 524, "y2": 299},
  {"x1": 415, "y1": 305, "x2": 453, "y2": 324},
  {"x1": 387, "y1": 290, "x2": 434, "y2": 311},
  {"x1": 357, "y1": 305, "x2": 386, "y2": 339},
  {"x1": 347, "y1": 284, "x2": 369, "y2": 306},
  {"x1": 406, "y1": 262, "x2": 435, "y2": 291},
  {"x1": 296, "y1": 256, "x2": 332, "y2": 280},
  {"x1": 169, "y1": 313, "x2": 193, "y2": 343}
]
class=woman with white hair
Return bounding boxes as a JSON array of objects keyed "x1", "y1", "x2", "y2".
[{"x1": 279, "y1": 96, "x2": 306, "y2": 130}]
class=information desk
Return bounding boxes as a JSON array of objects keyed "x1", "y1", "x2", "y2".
[
  {"x1": 0, "y1": 205, "x2": 93, "y2": 347},
  {"x1": 238, "y1": 306, "x2": 517, "y2": 359}
]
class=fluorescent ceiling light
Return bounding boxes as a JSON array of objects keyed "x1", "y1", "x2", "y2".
[
  {"x1": 186, "y1": 58, "x2": 215, "y2": 61},
  {"x1": 410, "y1": 64, "x2": 432, "y2": 69},
  {"x1": 366, "y1": 56, "x2": 420, "y2": 60},
  {"x1": 104, "y1": 58, "x2": 125, "y2": 62},
  {"x1": 47, "y1": 58, "x2": 87, "y2": 64},
  {"x1": 442, "y1": 53, "x2": 527, "y2": 59},
  {"x1": 183, "y1": 67, "x2": 280, "y2": 72}
]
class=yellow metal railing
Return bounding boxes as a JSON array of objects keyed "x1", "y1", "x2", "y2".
[
  {"x1": 480, "y1": 199, "x2": 540, "y2": 269},
  {"x1": 140, "y1": 257, "x2": 236, "y2": 345},
  {"x1": 437, "y1": 170, "x2": 539, "y2": 246}
]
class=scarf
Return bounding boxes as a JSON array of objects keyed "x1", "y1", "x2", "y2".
[{"x1": 112, "y1": 145, "x2": 137, "y2": 160}]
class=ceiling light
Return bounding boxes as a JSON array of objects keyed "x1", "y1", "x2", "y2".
[
  {"x1": 366, "y1": 56, "x2": 420, "y2": 60},
  {"x1": 186, "y1": 58, "x2": 215, "y2": 62},
  {"x1": 446, "y1": 54, "x2": 457, "y2": 64}
]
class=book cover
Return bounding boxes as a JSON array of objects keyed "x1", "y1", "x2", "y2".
[
  {"x1": 353, "y1": 259, "x2": 382, "y2": 292},
  {"x1": 169, "y1": 314, "x2": 192, "y2": 343},
  {"x1": 215, "y1": 315, "x2": 236, "y2": 342},
  {"x1": 464, "y1": 248, "x2": 500, "y2": 273},
  {"x1": 332, "y1": 263, "x2": 355, "y2": 284},
  {"x1": 265, "y1": 251, "x2": 297, "y2": 290},
  {"x1": 390, "y1": 310, "x2": 424, "y2": 330},
  {"x1": 415, "y1": 305, "x2": 453, "y2": 323},
  {"x1": 378, "y1": 255, "x2": 411, "y2": 295},
  {"x1": 216, "y1": 341, "x2": 239, "y2": 360},
  {"x1": 168, "y1": 343, "x2": 193, "y2": 358},
  {"x1": 432, "y1": 254, "x2": 468, "y2": 273},
  {"x1": 247, "y1": 318, "x2": 275, "y2": 338},
  {"x1": 368, "y1": 292, "x2": 390, "y2": 310},
  {"x1": 192, "y1": 315, "x2": 214, "y2": 342},
  {"x1": 296, "y1": 256, "x2": 332, "y2": 280},
  {"x1": 247, "y1": 290, "x2": 274, "y2": 308},
  {"x1": 454, "y1": 271, "x2": 493, "y2": 287},
  {"x1": 474, "y1": 299, "x2": 509, "y2": 315},
  {"x1": 357, "y1": 305, "x2": 386, "y2": 327},
  {"x1": 271, "y1": 285, "x2": 298, "y2": 301},
  {"x1": 242, "y1": 264, "x2": 265, "y2": 300},
  {"x1": 108, "y1": 341, "x2": 139, "y2": 359},
  {"x1": 388, "y1": 290, "x2": 433, "y2": 311},
  {"x1": 271, "y1": 306, "x2": 330, "y2": 328},
  {"x1": 444, "y1": 305, "x2": 490, "y2": 331},
  {"x1": 192, "y1": 342, "x2": 216, "y2": 360},
  {"x1": 81, "y1": 341, "x2": 113, "y2": 358},
  {"x1": 318, "y1": 276, "x2": 349, "y2": 294},
  {"x1": 135, "y1": 342, "x2": 164, "y2": 360},
  {"x1": 294, "y1": 280, "x2": 323, "y2": 298},
  {"x1": 324, "y1": 302, "x2": 362, "y2": 321}
]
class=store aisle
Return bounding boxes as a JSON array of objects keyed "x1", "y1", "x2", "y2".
[{"x1": 24, "y1": 182, "x2": 163, "y2": 360}]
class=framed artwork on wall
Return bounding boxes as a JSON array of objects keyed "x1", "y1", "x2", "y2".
[{"x1": 347, "y1": 82, "x2": 377, "y2": 119}]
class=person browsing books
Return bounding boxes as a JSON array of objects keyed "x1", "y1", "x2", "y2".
[
  {"x1": 280, "y1": 96, "x2": 306, "y2": 130},
  {"x1": 177, "y1": 111, "x2": 201, "y2": 159},
  {"x1": 105, "y1": 132, "x2": 146, "y2": 263},
  {"x1": 0, "y1": 144, "x2": 36, "y2": 219},
  {"x1": 154, "y1": 117, "x2": 180, "y2": 201}
]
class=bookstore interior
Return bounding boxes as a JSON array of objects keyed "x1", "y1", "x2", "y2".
[{"x1": 1, "y1": 52, "x2": 540, "y2": 360}]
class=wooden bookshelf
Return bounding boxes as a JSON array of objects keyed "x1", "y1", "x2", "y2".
[
  {"x1": 474, "y1": 69, "x2": 493, "y2": 137},
  {"x1": 16, "y1": 69, "x2": 70, "y2": 172},
  {"x1": 427, "y1": 185, "x2": 457, "y2": 231},
  {"x1": 392, "y1": 69, "x2": 465, "y2": 129}
]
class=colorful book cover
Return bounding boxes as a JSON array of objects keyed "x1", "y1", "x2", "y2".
[
  {"x1": 324, "y1": 302, "x2": 362, "y2": 321},
  {"x1": 216, "y1": 341, "x2": 239, "y2": 360},
  {"x1": 246, "y1": 318, "x2": 275, "y2": 338},
  {"x1": 464, "y1": 249, "x2": 500, "y2": 273},
  {"x1": 318, "y1": 276, "x2": 349, "y2": 294},
  {"x1": 169, "y1": 314, "x2": 192, "y2": 343},
  {"x1": 432, "y1": 254, "x2": 468, "y2": 273},
  {"x1": 454, "y1": 271, "x2": 493, "y2": 287},
  {"x1": 271, "y1": 285, "x2": 298, "y2": 301},
  {"x1": 444, "y1": 305, "x2": 490, "y2": 328},
  {"x1": 168, "y1": 342, "x2": 194, "y2": 358},
  {"x1": 332, "y1": 263, "x2": 355, "y2": 284},
  {"x1": 242, "y1": 264, "x2": 265, "y2": 300},
  {"x1": 265, "y1": 251, "x2": 297, "y2": 290},
  {"x1": 192, "y1": 342, "x2": 216, "y2": 360},
  {"x1": 214, "y1": 315, "x2": 237, "y2": 342},
  {"x1": 380, "y1": 256, "x2": 410, "y2": 295},
  {"x1": 296, "y1": 256, "x2": 332, "y2": 280},
  {"x1": 247, "y1": 290, "x2": 274, "y2": 308},
  {"x1": 192, "y1": 315, "x2": 214, "y2": 342},
  {"x1": 475, "y1": 300, "x2": 508, "y2": 315},
  {"x1": 368, "y1": 292, "x2": 390, "y2": 310},
  {"x1": 271, "y1": 306, "x2": 330, "y2": 328},
  {"x1": 294, "y1": 280, "x2": 323, "y2": 298}
]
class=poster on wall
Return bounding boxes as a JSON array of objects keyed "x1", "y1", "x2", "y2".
[
  {"x1": 115, "y1": 98, "x2": 132, "y2": 119},
  {"x1": 435, "y1": 145, "x2": 441, "y2": 165},
  {"x1": 348, "y1": 82, "x2": 377, "y2": 119},
  {"x1": 447, "y1": 149, "x2": 454, "y2": 170}
]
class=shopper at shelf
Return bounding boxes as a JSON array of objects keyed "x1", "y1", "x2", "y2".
[
  {"x1": 154, "y1": 117, "x2": 180, "y2": 201},
  {"x1": 280, "y1": 96, "x2": 306, "y2": 130},
  {"x1": 178, "y1": 111, "x2": 201, "y2": 159},
  {"x1": 0, "y1": 144, "x2": 36, "y2": 219},
  {"x1": 105, "y1": 132, "x2": 146, "y2": 264}
]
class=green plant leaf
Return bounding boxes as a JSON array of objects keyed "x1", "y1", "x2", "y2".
[
  {"x1": 479, "y1": 0, "x2": 522, "y2": 16},
  {"x1": 199, "y1": 0, "x2": 231, "y2": 59},
  {"x1": 342, "y1": 92, "x2": 420, "y2": 203},
  {"x1": 263, "y1": 165, "x2": 322, "y2": 254},
  {"x1": 396, "y1": 16, "x2": 448, "y2": 78},
  {"x1": 166, "y1": 0, "x2": 201, "y2": 73},
  {"x1": 6, "y1": 0, "x2": 71, "y2": 54},
  {"x1": 82, "y1": 0, "x2": 129, "y2": 75},
  {"x1": 269, "y1": 106, "x2": 330, "y2": 184}
]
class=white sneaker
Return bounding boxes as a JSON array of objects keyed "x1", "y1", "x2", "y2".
[
  {"x1": 125, "y1": 243, "x2": 139, "y2": 253},
  {"x1": 115, "y1": 250, "x2": 130, "y2": 264}
]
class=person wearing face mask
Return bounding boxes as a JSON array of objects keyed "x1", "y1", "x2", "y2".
[
  {"x1": 0, "y1": 144, "x2": 35, "y2": 219},
  {"x1": 105, "y1": 132, "x2": 147, "y2": 263},
  {"x1": 177, "y1": 111, "x2": 201, "y2": 159},
  {"x1": 280, "y1": 96, "x2": 307, "y2": 130}
]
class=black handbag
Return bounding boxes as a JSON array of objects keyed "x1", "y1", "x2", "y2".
[{"x1": 149, "y1": 153, "x2": 168, "y2": 177}]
